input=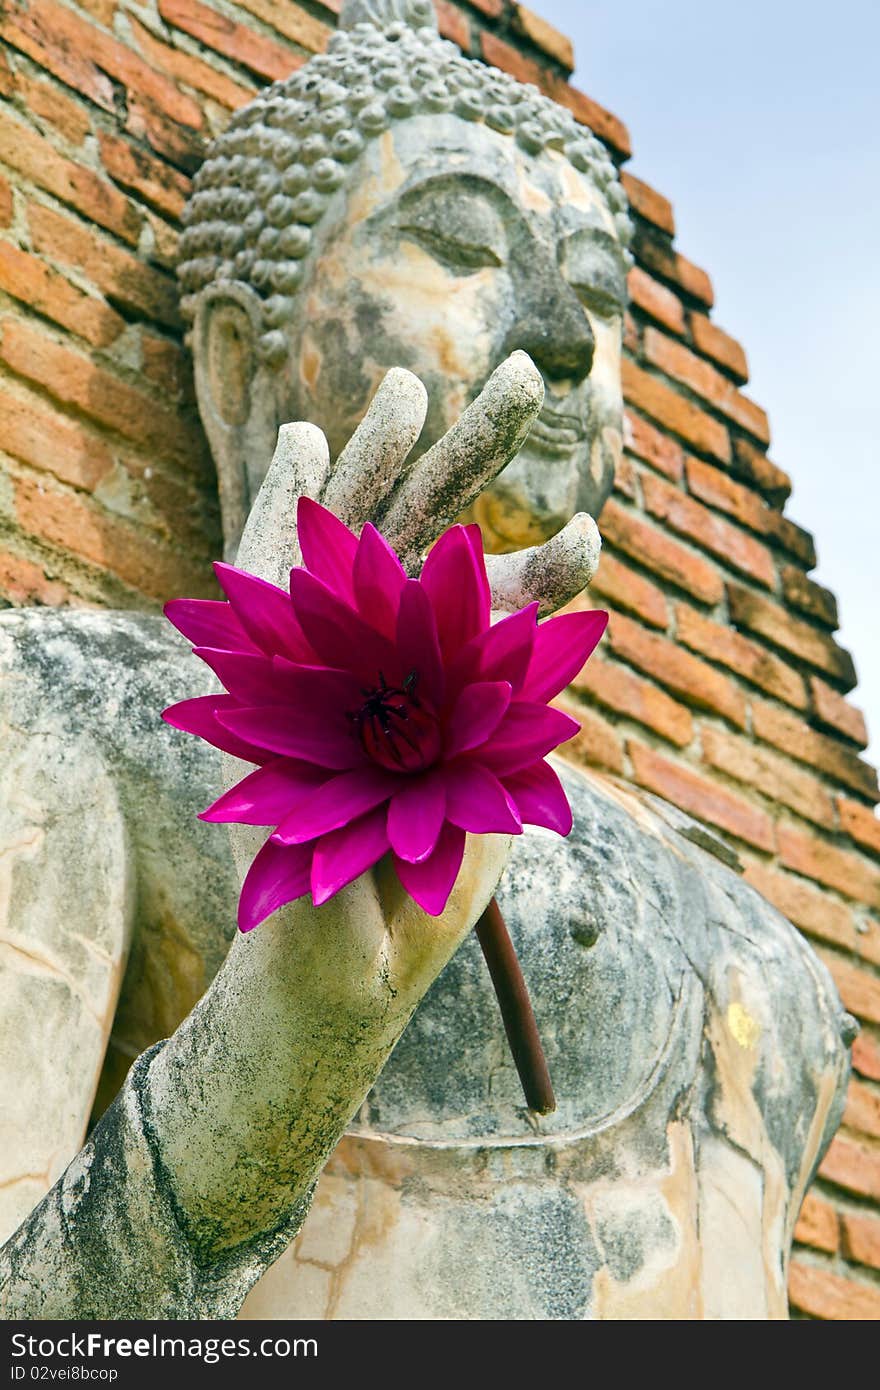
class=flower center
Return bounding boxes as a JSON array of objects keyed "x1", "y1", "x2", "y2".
[{"x1": 350, "y1": 671, "x2": 441, "y2": 772}]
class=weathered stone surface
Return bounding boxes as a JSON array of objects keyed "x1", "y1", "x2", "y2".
[
  {"x1": 0, "y1": 1046, "x2": 311, "y2": 1319},
  {"x1": 0, "y1": 606, "x2": 235, "y2": 1256},
  {"x1": 241, "y1": 762, "x2": 851, "y2": 1319}
]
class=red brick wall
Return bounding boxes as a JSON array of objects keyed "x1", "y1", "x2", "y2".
[{"x1": 1, "y1": 0, "x2": 878, "y2": 1319}]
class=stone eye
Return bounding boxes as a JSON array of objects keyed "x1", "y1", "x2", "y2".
[
  {"x1": 563, "y1": 235, "x2": 627, "y2": 321},
  {"x1": 399, "y1": 223, "x2": 503, "y2": 272},
  {"x1": 396, "y1": 183, "x2": 507, "y2": 275}
]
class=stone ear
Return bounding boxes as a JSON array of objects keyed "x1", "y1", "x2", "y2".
[
  {"x1": 192, "y1": 282, "x2": 262, "y2": 433},
  {"x1": 191, "y1": 283, "x2": 282, "y2": 560}
]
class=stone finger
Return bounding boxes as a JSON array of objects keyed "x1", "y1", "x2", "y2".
[
  {"x1": 379, "y1": 351, "x2": 544, "y2": 571},
  {"x1": 485, "y1": 512, "x2": 601, "y2": 616},
  {"x1": 321, "y1": 368, "x2": 428, "y2": 528},
  {"x1": 237, "y1": 422, "x2": 331, "y2": 586}
]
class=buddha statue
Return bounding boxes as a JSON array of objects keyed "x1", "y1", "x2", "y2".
[
  {"x1": 0, "y1": 0, "x2": 853, "y2": 1320},
  {"x1": 178, "y1": 0, "x2": 630, "y2": 562}
]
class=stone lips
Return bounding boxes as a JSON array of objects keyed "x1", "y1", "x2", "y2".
[{"x1": 177, "y1": 17, "x2": 633, "y2": 364}]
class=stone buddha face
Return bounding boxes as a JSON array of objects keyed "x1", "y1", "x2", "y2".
[
  {"x1": 181, "y1": 14, "x2": 631, "y2": 559},
  {"x1": 287, "y1": 118, "x2": 627, "y2": 552}
]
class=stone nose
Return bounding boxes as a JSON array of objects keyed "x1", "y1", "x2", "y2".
[{"x1": 503, "y1": 248, "x2": 595, "y2": 385}]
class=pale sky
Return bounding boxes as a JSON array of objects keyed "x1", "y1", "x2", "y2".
[{"x1": 538, "y1": 0, "x2": 880, "y2": 767}]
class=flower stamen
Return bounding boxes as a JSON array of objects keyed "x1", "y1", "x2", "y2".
[{"x1": 349, "y1": 670, "x2": 441, "y2": 772}]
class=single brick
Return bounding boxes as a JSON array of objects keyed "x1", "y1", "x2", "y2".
[
  {"x1": 0, "y1": 108, "x2": 141, "y2": 245},
  {"x1": 128, "y1": 16, "x2": 256, "y2": 111},
  {"x1": 512, "y1": 5, "x2": 575, "y2": 71},
  {"x1": 819, "y1": 951, "x2": 880, "y2": 1025},
  {"x1": 5, "y1": 0, "x2": 203, "y2": 130},
  {"x1": 688, "y1": 313, "x2": 748, "y2": 383},
  {"x1": 810, "y1": 677, "x2": 869, "y2": 749},
  {"x1": 781, "y1": 565, "x2": 839, "y2": 630},
  {"x1": 433, "y1": 0, "x2": 470, "y2": 49},
  {"x1": 728, "y1": 583, "x2": 857, "y2": 689},
  {"x1": 589, "y1": 548, "x2": 669, "y2": 629},
  {"x1": 844, "y1": 1079, "x2": 880, "y2": 1141},
  {"x1": 0, "y1": 241, "x2": 125, "y2": 347},
  {"x1": 550, "y1": 82, "x2": 631, "y2": 158},
  {"x1": 701, "y1": 726, "x2": 835, "y2": 829},
  {"x1": 676, "y1": 605, "x2": 807, "y2": 709},
  {"x1": 622, "y1": 359, "x2": 731, "y2": 463},
  {"x1": 628, "y1": 740, "x2": 775, "y2": 852},
  {"x1": 11, "y1": 465, "x2": 215, "y2": 601},
  {"x1": 478, "y1": 33, "x2": 631, "y2": 155},
  {"x1": 0, "y1": 378, "x2": 114, "y2": 491},
  {"x1": 600, "y1": 498, "x2": 723, "y2": 605},
  {"x1": 553, "y1": 696, "x2": 624, "y2": 775},
  {"x1": 0, "y1": 175, "x2": 12, "y2": 227},
  {"x1": 853, "y1": 1029, "x2": 880, "y2": 1082},
  {"x1": 819, "y1": 1133, "x2": 880, "y2": 1201},
  {"x1": 627, "y1": 266, "x2": 685, "y2": 335},
  {"x1": 233, "y1": 0, "x2": 332, "y2": 54},
  {"x1": 752, "y1": 700, "x2": 878, "y2": 801},
  {"x1": 855, "y1": 918, "x2": 880, "y2": 970},
  {"x1": 28, "y1": 201, "x2": 180, "y2": 329},
  {"x1": 643, "y1": 327, "x2": 770, "y2": 444},
  {"x1": 124, "y1": 90, "x2": 205, "y2": 173},
  {"x1": 158, "y1": 0, "x2": 298, "y2": 82},
  {"x1": 633, "y1": 229, "x2": 714, "y2": 307},
  {"x1": 642, "y1": 472, "x2": 776, "y2": 588},
  {"x1": 620, "y1": 172, "x2": 675, "y2": 236},
  {"x1": 0, "y1": 546, "x2": 73, "y2": 606},
  {"x1": 0, "y1": 318, "x2": 208, "y2": 472},
  {"x1": 841, "y1": 1209, "x2": 880, "y2": 1272},
  {"x1": 730, "y1": 435, "x2": 791, "y2": 509},
  {"x1": 12, "y1": 71, "x2": 91, "y2": 146},
  {"x1": 685, "y1": 456, "x2": 771, "y2": 537},
  {"x1": 793, "y1": 1193, "x2": 839, "y2": 1254},
  {"x1": 623, "y1": 410, "x2": 684, "y2": 481},
  {"x1": 742, "y1": 860, "x2": 861, "y2": 958},
  {"x1": 764, "y1": 510, "x2": 817, "y2": 568},
  {"x1": 778, "y1": 826, "x2": 880, "y2": 910},
  {"x1": 789, "y1": 1258, "x2": 880, "y2": 1320},
  {"x1": 98, "y1": 132, "x2": 192, "y2": 221},
  {"x1": 477, "y1": 31, "x2": 554, "y2": 89},
  {"x1": 607, "y1": 611, "x2": 746, "y2": 727},
  {"x1": 838, "y1": 797, "x2": 880, "y2": 857},
  {"x1": 572, "y1": 654, "x2": 693, "y2": 747}
]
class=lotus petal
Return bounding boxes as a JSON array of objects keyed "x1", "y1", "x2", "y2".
[
  {"x1": 311, "y1": 806, "x2": 389, "y2": 906},
  {"x1": 393, "y1": 822, "x2": 466, "y2": 917},
  {"x1": 238, "y1": 836, "x2": 312, "y2": 931}
]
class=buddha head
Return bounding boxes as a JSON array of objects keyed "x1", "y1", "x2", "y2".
[{"x1": 179, "y1": 0, "x2": 632, "y2": 559}]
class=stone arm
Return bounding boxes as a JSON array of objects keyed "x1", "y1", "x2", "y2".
[{"x1": 0, "y1": 353, "x2": 601, "y2": 1318}]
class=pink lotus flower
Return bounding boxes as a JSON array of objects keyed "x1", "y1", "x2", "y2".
[{"x1": 163, "y1": 500, "x2": 607, "y2": 931}]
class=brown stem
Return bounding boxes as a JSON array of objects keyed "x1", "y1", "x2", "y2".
[{"x1": 475, "y1": 897, "x2": 556, "y2": 1115}]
